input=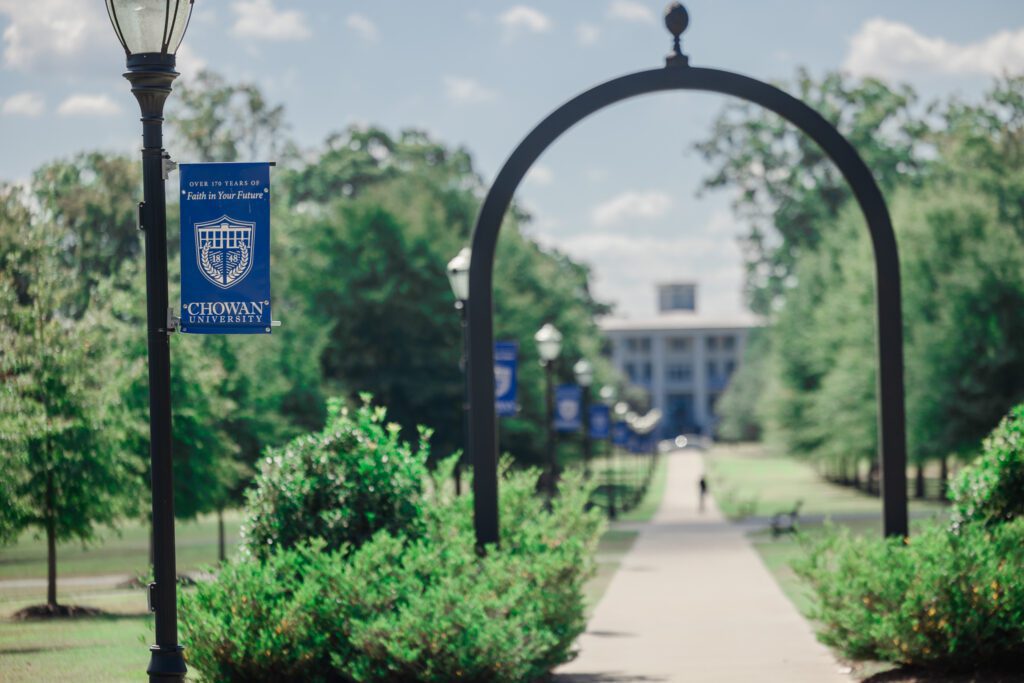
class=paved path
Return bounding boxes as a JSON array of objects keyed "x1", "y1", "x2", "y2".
[{"x1": 557, "y1": 449, "x2": 851, "y2": 683}]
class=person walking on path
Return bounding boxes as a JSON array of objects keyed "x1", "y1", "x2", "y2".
[{"x1": 699, "y1": 475, "x2": 708, "y2": 513}]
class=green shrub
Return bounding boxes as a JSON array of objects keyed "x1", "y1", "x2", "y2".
[
  {"x1": 949, "y1": 403, "x2": 1024, "y2": 531},
  {"x1": 178, "y1": 543, "x2": 339, "y2": 683},
  {"x1": 182, "y1": 461, "x2": 604, "y2": 682},
  {"x1": 794, "y1": 520, "x2": 1024, "y2": 670},
  {"x1": 241, "y1": 396, "x2": 427, "y2": 558}
]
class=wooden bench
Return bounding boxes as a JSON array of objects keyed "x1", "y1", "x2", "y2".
[{"x1": 770, "y1": 500, "x2": 803, "y2": 537}]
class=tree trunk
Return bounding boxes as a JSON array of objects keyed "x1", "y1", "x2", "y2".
[
  {"x1": 217, "y1": 507, "x2": 226, "y2": 564},
  {"x1": 940, "y1": 456, "x2": 949, "y2": 499},
  {"x1": 851, "y1": 460, "x2": 861, "y2": 489},
  {"x1": 45, "y1": 472, "x2": 58, "y2": 608},
  {"x1": 915, "y1": 462, "x2": 926, "y2": 499}
]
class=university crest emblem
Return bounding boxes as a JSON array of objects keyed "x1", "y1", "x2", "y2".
[
  {"x1": 494, "y1": 365, "x2": 513, "y2": 398},
  {"x1": 194, "y1": 215, "x2": 255, "y2": 289}
]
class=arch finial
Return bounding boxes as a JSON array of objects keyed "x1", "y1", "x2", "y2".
[{"x1": 664, "y1": 3, "x2": 690, "y2": 67}]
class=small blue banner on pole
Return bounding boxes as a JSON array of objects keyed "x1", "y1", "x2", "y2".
[
  {"x1": 494, "y1": 340, "x2": 519, "y2": 417},
  {"x1": 612, "y1": 420, "x2": 629, "y2": 447},
  {"x1": 589, "y1": 404, "x2": 611, "y2": 440},
  {"x1": 179, "y1": 162, "x2": 272, "y2": 335},
  {"x1": 553, "y1": 384, "x2": 582, "y2": 432}
]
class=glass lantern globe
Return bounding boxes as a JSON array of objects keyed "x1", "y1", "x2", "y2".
[
  {"x1": 446, "y1": 247, "x2": 471, "y2": 302},
  {"x1": 573, "y1": 359, "x2": 594, "y2": 387},
  {"x1": 534, "y1": 323, "x2": 562, "y2": 363},
  {"x1": 107, "y1": 0, "x2": 194, "y2": 56}
]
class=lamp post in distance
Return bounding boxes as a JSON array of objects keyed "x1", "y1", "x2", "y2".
[
  {"x1": 105, "y1": 1, "x2": 194, "y2": 680},
  {"x1": 446, "y1": 247, "x2": 471, "y2": 495},
  {"x1": 573, "y1": 359, "x2": 594, "y2": 476},
  {"x1": 534, "y1": 323, "x2": 562, "y2": 496}
]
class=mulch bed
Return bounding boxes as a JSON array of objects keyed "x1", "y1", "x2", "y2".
[{"x1": 11, "y1": 604, "x2": 108, "y2": 620}]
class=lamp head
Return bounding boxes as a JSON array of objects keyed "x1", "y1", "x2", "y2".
[
  {"x1": 107, "y1": 0, "x2": 194, "y2": 59},
  {"x1": 573, "y1": 359, "x2": 594, "y2": 387},
  {"x1": 534, "y1": 323, "x2": 562, "y2": 363},
  {"x1": 446, "y1": 247, "x2": 471, "y2": 302}
]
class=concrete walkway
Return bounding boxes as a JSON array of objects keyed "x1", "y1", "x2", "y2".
[{"x1": 557, "y1": 449, "x2": 851, "y2": 683}]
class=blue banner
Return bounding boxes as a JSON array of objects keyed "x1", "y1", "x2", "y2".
[
  {"x1": 553, "y1": 384, "x2": 582, "y2": 432},
  {"x1": 494, "y1": 340, "x2": 518, "y2": 417},
  {"x1": 589, "y1": 404, "x2": 611, "y2": 440},
  {"x1": 179, "y1": 162, "x2": 272, "y2": 334},
  {"x1": 612, "y1": 420, "x2": 629, "y2": 447}
]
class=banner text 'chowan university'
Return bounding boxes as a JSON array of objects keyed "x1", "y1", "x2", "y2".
[{"x1": 180, "y1": 162, "x2": 272, "y2": 335}]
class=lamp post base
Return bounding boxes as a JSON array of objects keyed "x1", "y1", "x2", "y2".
[{"x1": 147, "y1": 644, "x2": 186, "y2": 680}]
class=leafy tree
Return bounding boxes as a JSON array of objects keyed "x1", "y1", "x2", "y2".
[
  {"x1": 170, "y1": 70, "x2": 292, "y2": 164},
  {"x1": 695, "y1": 70, "x2": 929, "y2": 312},
  {"x1": 0, "y1": 186, "x2": 136, "y2": 610},
  {"x1": 715, "y1": 328, "x2": 768, "y2": 442},
  {"x1": 281, "y1": 125, "x2": 610, "y2": 467},
  {"x1": 30, "y1": 152, "x2": 141, "y2": 303}
]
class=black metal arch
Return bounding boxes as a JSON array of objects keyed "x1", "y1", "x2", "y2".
[{"x1": 467, "y1": 65, "x2": 909, "y2": 547}]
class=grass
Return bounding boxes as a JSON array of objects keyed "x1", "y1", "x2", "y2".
[
  {"x1": 705, "y1": 443, "x2": 950, "y2": 521},
  {"x1": 0, "y1": 511, "x2": 244, "y2": 683}
]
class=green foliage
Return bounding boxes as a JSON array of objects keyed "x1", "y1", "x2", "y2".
[
  {"x1": 696, "y1": 69, "x2": 928, "y2": 312},
  {"x1": 170, "y1": 70, "x2": 292, "y2": 164},
  {"x1": 794, "y1": 520, "x2": 1024, "y2": 670},
  {"x1": 0, "y1": 186, "x2": 137, "y2": 601},
  {"x1": 719, "y1": 75, "x2": 1024, "y2": 483},
  {"x1": 279, "y1": 125, "x2": 611, "y2": 465},
  {"x1": 715, "y1": 328, "x2": 768, "y2": 441},
  {"x1": 950, "y1": 404, "x2": 1024, "y2": 531},
  {"x1": 796, "y1": 406, "x2": 1024, "y2": 670},
  {"x1": 182, "y1": 462, "x2": 604, "y2": 682},
  {"x1": 241, "y1": 397, "x2": 428, "y2": 558}
]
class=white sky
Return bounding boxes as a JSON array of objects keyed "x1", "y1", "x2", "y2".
[{"x1": 2, "y1": 1, "x2": 1023, "y2": 318}]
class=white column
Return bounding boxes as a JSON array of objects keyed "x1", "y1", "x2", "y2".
[
  {"x1": 651, "y1": 331, "x2": 666, "y2": 418},
  {"x1": 694, "y1": 329, "x2": 708, "y2": 432}
]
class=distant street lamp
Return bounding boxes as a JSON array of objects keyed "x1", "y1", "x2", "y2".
[
  {"x1": 446, "y1": 247, "x2": 471, "y2": 494},
  {"x1": 573, "y1": 359, "x2": 594, "y2": 476},
  {"x1": 534, "y1": 323, "x2": 562, "y2": 495},
  {"x1": 106, "y1": 1, "x2": 194, "y2": 680},
  {"x1": 610, "y1": 400, "x2": 630, "y2": 520}
]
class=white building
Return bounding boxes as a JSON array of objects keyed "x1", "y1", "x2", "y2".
[{"x1": 600, "y1": 283, "x2": 760, "y2": 437}]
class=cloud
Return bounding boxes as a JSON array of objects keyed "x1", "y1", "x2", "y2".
[
  {"x1": 231, "y1": 0, "x2": 311, "y2": 41},
  {"x1": 592, "y1": 191, "x2": 672, "y2": 227},
  {"x1": 498, "y1": 6, "x2": 552, "y2": 38},
  {"x1": 1, "y1": 91, "x2": 44, "y2": 117},
  {"x1": 0, "y1": 0, "x2": 108, "y2": 72},
  {"x1": 844, "y1": 18, "x2": 1024, "y2": 80},
  {"x1": 57, "y1": 93, "x2": 122, "y2": 117},
  {"x1": 538, "y1": 209, "x2": 747, "y2": 316},
  {"x1": 525, "y1": 165, "x2": 554, "y2": 186},
  {"x1": 176, "y1": 44, "x2": 207, "y2": 80},
  {"x1": 607, "y1": 1, "x2": 655, "y2": 24},
  {"x1": 576, "y1": 23, "x2": 601, "y2": 46},
  {"x1": 346, "y1": 13, "x2": 379, "y2": 42},
  {"x1": 443, "y1": 76, "x2": 497, "y2": 104}
]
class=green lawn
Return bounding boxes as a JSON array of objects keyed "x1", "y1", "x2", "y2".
[
  {"x1": 0, "y1": 511, "x2": 244, "y2": 683},
  {"x1": 705, "y1": 443, "x2": 950, "y2": 520}
]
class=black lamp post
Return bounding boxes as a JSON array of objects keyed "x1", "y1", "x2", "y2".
[
  {"x1": 573, "y1": 359, "x2": 594, "y2": 476},
  {"x1": 446, "y1": 247, "x2": 471, "y2": 495},
  {"x1": 534, "y1": 323, "x2": 562, "y2": 496},
  {"x1": 106, "y1": 1, "x2": 193, "y2": 680}
]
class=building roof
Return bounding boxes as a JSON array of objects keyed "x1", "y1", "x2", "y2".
[{"x1": 599, "y1": 311, "x2": 763, "y2": 332}]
